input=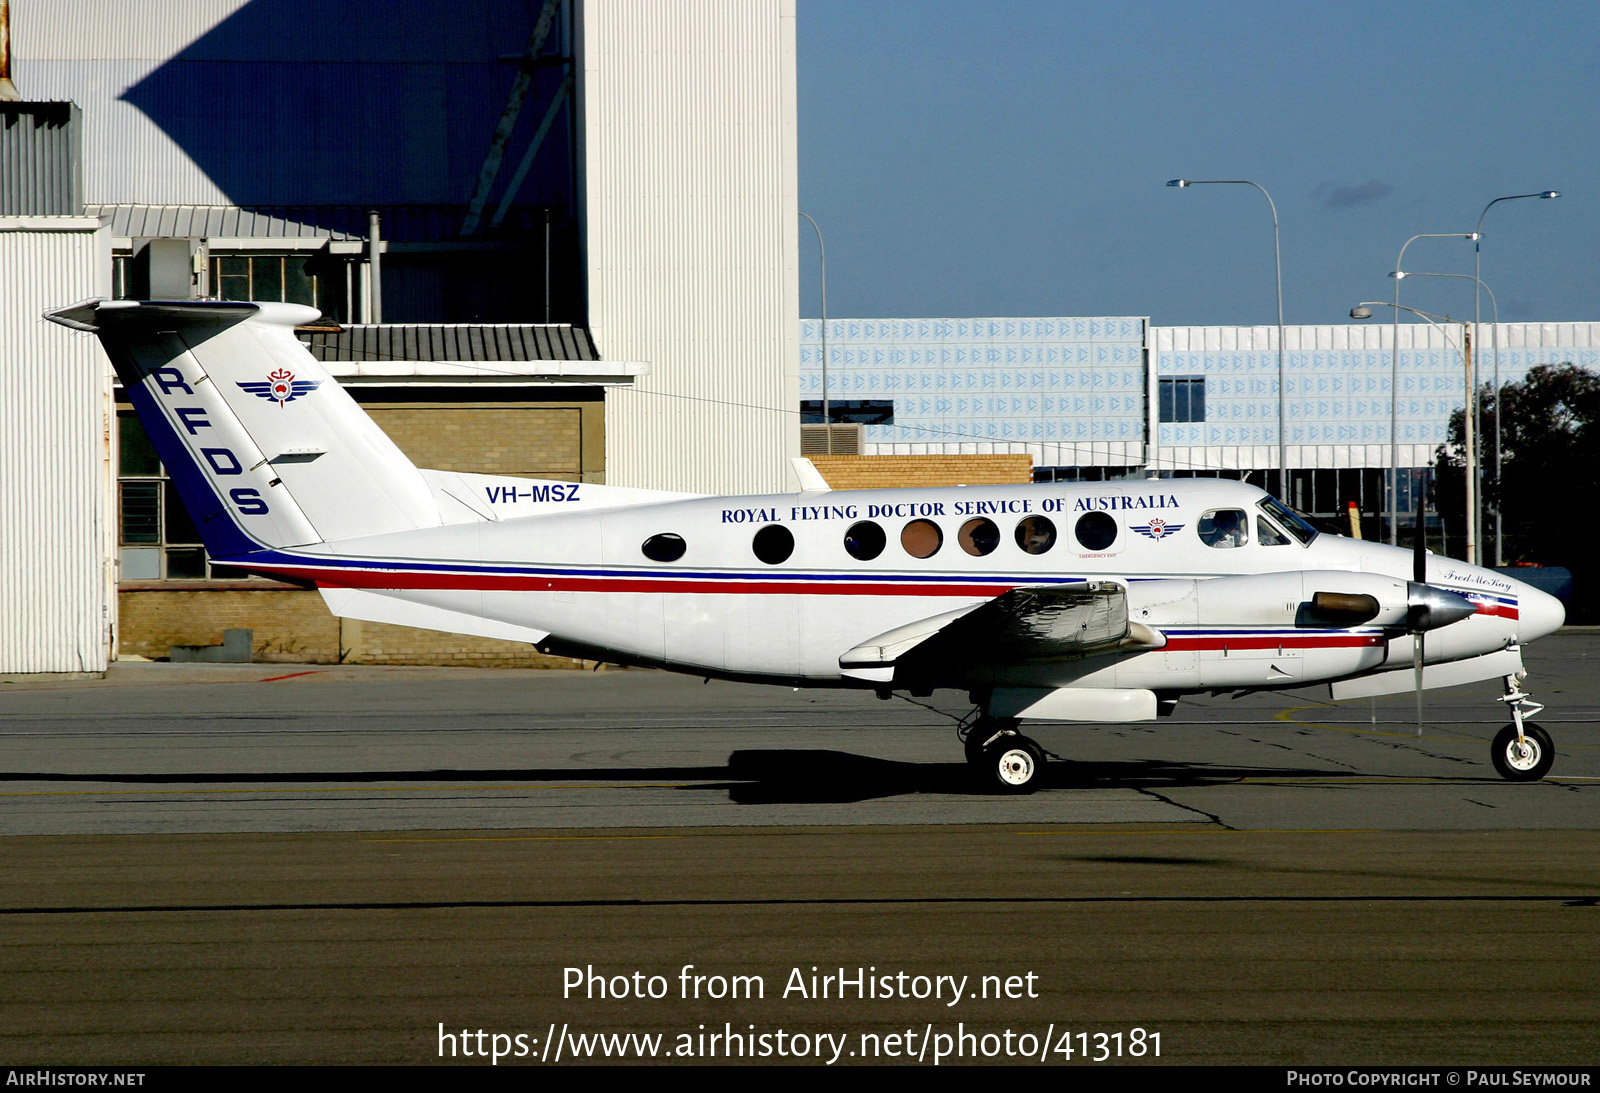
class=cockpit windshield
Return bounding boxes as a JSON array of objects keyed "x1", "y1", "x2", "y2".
[{"x1": 1257, "y1": 495, "x2": 1318, "y2": 545}]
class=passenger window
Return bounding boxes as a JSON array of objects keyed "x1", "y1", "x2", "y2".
[
  {"x1": 1015, "y1": 515, "x2": 1056, "y2": 555},
  {"x1": 843, "y1": 520, "x2": 886, "y2": 561},
  {"x1": 901, "y1": 519, "x2": 943, "y2": 559},
  {"x1": 752, "y1": 524, "x2": 794, "y2": 564},
  {"x1": 1257, "y1": 516, "x2": 1290, "y2": 546},
  {"x1": 641, "y1": 533, "x2": 686, "y2": 562},
  {"x1": 1198, "y1": 508, "x2": 1248, "y2": 548},
  {"x1": 1074, "y1": 511, "x2": 1118, "y2": 551},
  {"x1": 958, "y1": 518, "x2": 1000, "y2": 557}
]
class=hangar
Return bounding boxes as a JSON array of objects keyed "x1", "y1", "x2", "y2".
[{"x1": 1, "y1": 0, "x2": 799, "y2": 672}]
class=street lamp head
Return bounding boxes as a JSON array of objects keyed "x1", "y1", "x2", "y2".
[
  {"x1": 1541, "y1": 191, "x2": 1560, "y2": 199},
  {"x1": 1389, "y1": 271, "x2": 1406, "y2": 280},
  {"x1": 1350, "y1": 307, "x2": 1374, "y2": 320},
  {"x1": 1166, "y1": 179, "x2": 1190, "y2": 188}
]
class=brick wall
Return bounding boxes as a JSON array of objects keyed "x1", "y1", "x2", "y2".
[
  {"x1": 810, "y1": 454, "x2": 1033, "y2": 490},
  {"x1": 116, "y1": 391, "x2": 603, "y2": 667}
]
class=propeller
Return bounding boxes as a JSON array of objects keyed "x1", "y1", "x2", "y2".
[
  {"x1": 1411, "y1": 491, "x2": 1427, "y2": 733},
  {"x1": 1398, "y1": 485, "x2": 1475, "y2": 734}
]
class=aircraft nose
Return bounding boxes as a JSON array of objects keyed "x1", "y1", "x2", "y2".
[{"x1": 1518, "y1": 585, "x2": 1566, "y2": 643}]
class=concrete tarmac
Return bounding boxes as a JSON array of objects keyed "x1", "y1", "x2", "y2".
[{"x1": 1, "y1": 633, "x2": 1597, "y2": 1065}]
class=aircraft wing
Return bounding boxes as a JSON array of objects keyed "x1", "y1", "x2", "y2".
[{"x1": 839, "y1": 581, "x2": 1165, "y2": 684}]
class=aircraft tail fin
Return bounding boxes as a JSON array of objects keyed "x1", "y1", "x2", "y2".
[{"x1": 46, "y1": 298, "x2": 441, "y2": 559}]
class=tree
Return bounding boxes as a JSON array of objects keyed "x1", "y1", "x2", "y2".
[{"x1": 1434, "y1": 363, "x2": 1600, "y2": 602}]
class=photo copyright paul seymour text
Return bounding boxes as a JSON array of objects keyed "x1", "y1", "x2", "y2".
[{"x1": 436, "y1": 964, "x2": 1163, "y2": 1064}]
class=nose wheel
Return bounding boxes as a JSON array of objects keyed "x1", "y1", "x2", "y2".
[
  {"x1": 1491, "y1": 672, "x2": 1554, "y2": 782},
  {"x1": 960, "y1": 716, "x2": 1045, "y2": 794}
]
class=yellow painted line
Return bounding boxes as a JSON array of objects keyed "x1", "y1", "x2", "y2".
[
  {"x1": 1016, "y1": 828, "x2": 1384, "y2": 835},
  {"x1": 0, "y1": 782, "x2": 700, "y2": 798},
  {"x1": 362, "y1": 834, "x2": 686, "y2": 843}
]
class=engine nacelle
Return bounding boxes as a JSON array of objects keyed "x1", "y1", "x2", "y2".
[{"x1": 1127, "y1": 570, "x2": 1414, "y2": 630}]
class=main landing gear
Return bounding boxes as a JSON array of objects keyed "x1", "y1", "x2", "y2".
[
  {"x1": 960, "y1": 715, "x2": 1045, "y2": 794},
  {"x1": 1490, "y1": 673, "x2": 1554, "y2": 782}
]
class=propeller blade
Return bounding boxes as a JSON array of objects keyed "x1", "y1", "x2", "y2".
[
  {"x1": 1413, "y1": 632, "x2": 1424, "y2": 735},
  {"x1": 1414, "y1": 480, "x2": 1427, "y2": 584}
]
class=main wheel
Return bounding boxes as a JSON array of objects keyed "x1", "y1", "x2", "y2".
[
  {"x1": 1491, "y1": 723, "x2": 1554, "y2": 782},
  {"x1": 985, "y1": 735, "x2": 1044, "y2": 795}
]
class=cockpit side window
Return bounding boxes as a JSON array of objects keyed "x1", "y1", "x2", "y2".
[
  {"x1": 1198, "y1": 508, "x2": 1248, "y2": 548},
  {"x1": 1257, "y1": 496, "x2": 1318, "y2": 545},
  {"x1": 1257, "y1": 515, "x2": 1291, "y2": 546}
]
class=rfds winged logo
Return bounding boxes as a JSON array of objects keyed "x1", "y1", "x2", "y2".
[
  {"x1": 238, "y1": 368, "x2": 320, "y2": 407},
  {"x1": 1132, "y1": 517, "x2": 1184, "y2": 540}
]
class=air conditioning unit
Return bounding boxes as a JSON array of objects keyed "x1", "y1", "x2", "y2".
[{"x1": 800, "y1": 423, "x2": 863, "y2": 456}]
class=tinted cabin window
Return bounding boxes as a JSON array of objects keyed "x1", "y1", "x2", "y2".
[
  {"x1": 1074, "y1": 511, "x2": 1118, "y2": 551},
  {"x1": 752, "y1": 524, "x2": 795, "y2": 565},
  {"x1": 1198, "y1": 509, "x2": 1248, "y2": 548},
  {"x1": 901, "y1": 519, "x2": 943, "y2": 559},
  {"x1": 1015, "y1": 515, "x2": 1057, "y2": 555},
  {"x1": 958, "y1": 518, "x2": 1000, "y2": 557},
  {"x1": 843, "y1": 521, "x2": 886, "y2": 561},
  {"x1": 641, "y1": 533, "x2": 687, "y2": 562}
]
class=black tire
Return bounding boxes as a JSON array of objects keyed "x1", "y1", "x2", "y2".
[
  {"x1": 1490, "y1": 723, "x2": 1554, "y2": 782},
  {"x1": 986, "y1": 735, "x2": 1044, "y2": 795}
]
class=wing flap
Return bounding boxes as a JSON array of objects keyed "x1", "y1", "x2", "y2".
[{"x1": 839, "y1": 581, "x2": 1165, "y2": 684}]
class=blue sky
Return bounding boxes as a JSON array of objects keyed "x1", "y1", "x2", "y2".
[{"x1": 796, "y1": 0, "x2": 1598, "y2": 327}]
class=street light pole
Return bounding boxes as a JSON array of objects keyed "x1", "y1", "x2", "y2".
[
  {"x1": 1385, "y1": 233, "x2": 1477, "y2": 546},
  {"x1": 798, "y1": 211, "x2": 829, "y2": 455},
  {"x1": 1167, "y1": 179, "x2": 1287, "y2": 497},
  {"x1": 1353, "y1": 301, "x2": 1473, "y2": 559},
  {"x1": 1391, "y1": 269, "x2": 1499, "y2": 564},
  {"x1": 1475, "y1": 191, "x2": 1559, "y2": 566}
]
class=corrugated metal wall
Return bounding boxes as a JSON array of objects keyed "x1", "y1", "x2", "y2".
[
  {"x1": 0, "y1": 219, "x2": 113, "y2": 673},
  {"x1": 581, "y1": 0, "x2": 799, "y2": 494},
  {"x1": 0, "y1": 102, "x2": 83, "y2": 214},
  {"x1": 14, "y1": 1, "x2": 551, "y2": 207}
]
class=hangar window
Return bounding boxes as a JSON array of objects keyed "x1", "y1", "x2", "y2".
[
  {"x1": 799, "y1": 399, "x2": 894, "y2": 424},
  {"x1": 1159, "y1": 376, "x2": 1206, "y2": 423},
  {"x1": 115, "y1": 410, "x2": 256, "y2": 581},
  {"x1": 958, "y1": 518, "x2": 1000, "y2": 557},
  {"x1": 752, "y1": 524, "x2": 795, "y2": 565},
  {"x1": 1014, "y1": 515, "x2": 1057, "y2": 555},
  {"x1": 641, "y1": 533, "x2": 687, "y2": 562},
  {"x1": 1074, "y1": 511, "x2": 1118, "y2": 551},
  {"x1": 1198, "y1": 508, "x2": 1248, "y2": 548},
  {"x1": 901, "y1": 519, "x2": 943, "y2": 559},
  {"x1": 843, "y1": 521, "x2": 886, "y2": 561}
]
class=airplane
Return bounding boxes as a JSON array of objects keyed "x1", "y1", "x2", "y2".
[{"x1": 46, "y1": 298, "x2": 1568, "y2": 793}]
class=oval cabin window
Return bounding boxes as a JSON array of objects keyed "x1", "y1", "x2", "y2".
[
  {"x1": 641, "y1": 533, "x2": 687, "y2": 562},
  {"x1": 901, "y1": 519, "x2": 943, "y2": 559},
  {"x1": 843, "y1": 521, "x2": 886, "y2": 561},
  {"x1": 958, "y1": 518, "x2": 1000, "y2": 557},
  {"x1": 1074, "y1": 511, "x2": 1118, "y2": 551},
  {"x1": 1014, "y1": 515, "x2": 1057, "y2": 555},
  {"x1": 752, "y1": 524, "x2": 795, "y2": 565}
]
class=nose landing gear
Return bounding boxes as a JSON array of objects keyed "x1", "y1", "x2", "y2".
[{"x1": 1491, "y1": 672, "x2": 1554, "y2": 782}]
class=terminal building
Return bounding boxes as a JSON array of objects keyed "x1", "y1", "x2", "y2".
[{"x1": 801, "y1": 317, "x2": 1600, "y2": 542}]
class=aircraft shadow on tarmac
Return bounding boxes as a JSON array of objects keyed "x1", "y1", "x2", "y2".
[{"x1": 1, "y1": 752, "x2": 1350, "y2": 806}]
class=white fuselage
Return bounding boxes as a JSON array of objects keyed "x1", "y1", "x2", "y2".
[{"x1": 243, "y1": 478, "x2": 1557, "y2": 694}]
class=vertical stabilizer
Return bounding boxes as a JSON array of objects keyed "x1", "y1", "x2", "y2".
[{"x1": 47, "y1": 299, "x2": 442, "y2": 558}]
